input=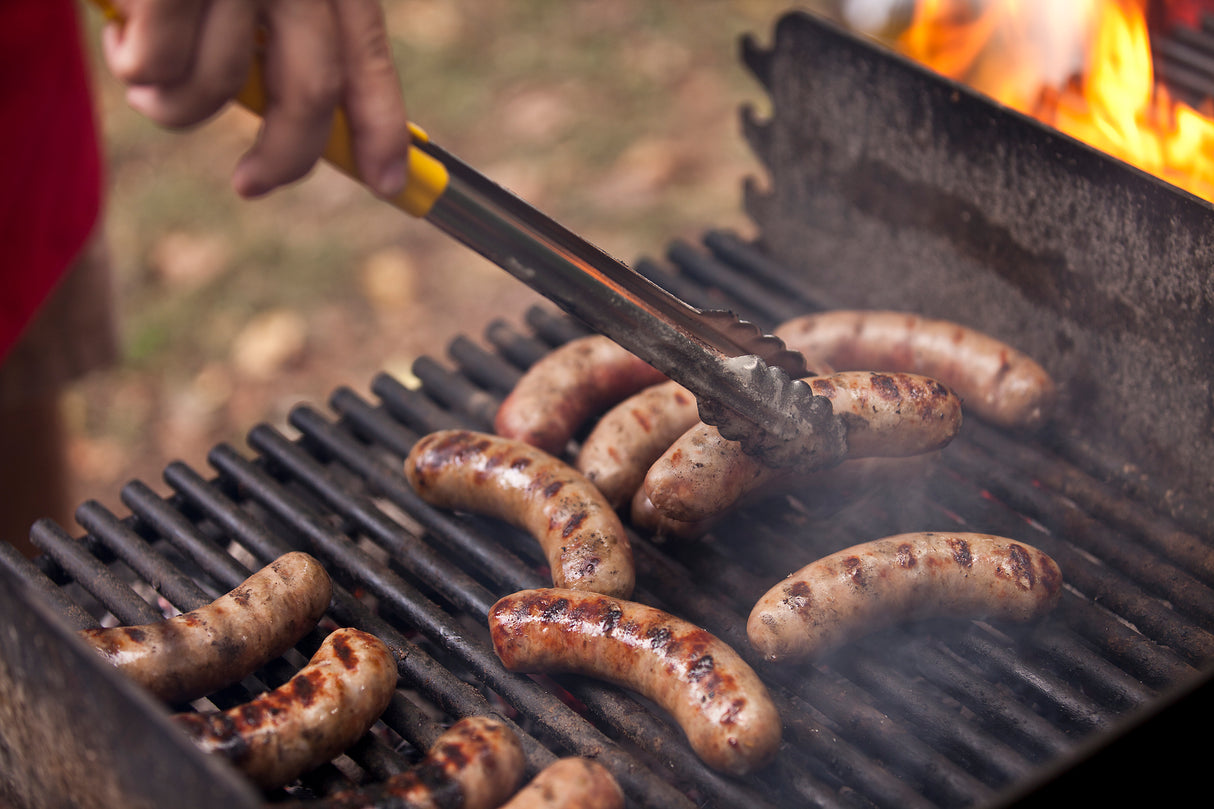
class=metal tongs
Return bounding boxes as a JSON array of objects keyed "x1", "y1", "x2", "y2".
[
  {"x1": 401, "y1": 130, "x2": 845, "y2": 468},
  {"x1": 92, "y1": 0, "x2": 844, "y2": 468}
]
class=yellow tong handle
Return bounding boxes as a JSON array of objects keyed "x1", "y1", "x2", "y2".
[{"x1": 89, "y1": 0, "x2": 449, "y2": 217}]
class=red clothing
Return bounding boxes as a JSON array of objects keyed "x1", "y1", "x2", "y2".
[{"x1": 0, "y1": 0, "x2": 103, "y2": 362}]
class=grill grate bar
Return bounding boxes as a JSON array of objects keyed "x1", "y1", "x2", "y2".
[
  {"x1": 0, "y1": 540, "x2": 98, "y2": 631},
  {"x1": 28, "y1": 518, "x2": 161, "y2": 627},
  {"x1": 963, "y1": 422, "x2": 1214, "y2": 586},
  {"x1": 74, "y1": 499, "x2": 216, "y2": 612}
]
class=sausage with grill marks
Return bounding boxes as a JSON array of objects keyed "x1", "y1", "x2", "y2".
[
  {"x1": 498, "y1": 757, "x2": 625, "y2": 809},
  {"x1": 405, "y1": 430, "x2": 635, "y2": 598},
  {"x1": 774, "y1": 309, "x2": 1056, "y2": 430},
  {"x1": 578, "y1": 351, "x2": 837, "y2": 512},
  {"x1": 645, "y1": 371, "x2": 962, "y2": 522},
  {"x1": 748, "y1": 532, "x2": 1064, "y2": 663},
  {"x1": 310, "y1": 715, "x2": 527, "y2": 809},
  {"x1": 489, "y1": 588, "x2": 781, "y2": 777},
  {"x1": 173, "y1": 627, "x2": 397, "y2": 789},
  {"x1": 494, "y1": 334, "x2": 668, "y2": 456},
  {"x1": 78, "y1": 551, "x2": 332, "y2": 704},
  {"x1": 576, "y1": 379, "x2": 702, "y2": 510}
]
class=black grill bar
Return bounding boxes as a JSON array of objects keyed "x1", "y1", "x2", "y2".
[
  {"x1": 0, "y1": 539, "x2": 98, "y2": 631},
  {"x1": 28, "y1": 518, "x2": 162, "y2": 627}
]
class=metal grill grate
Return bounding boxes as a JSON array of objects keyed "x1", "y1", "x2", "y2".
[{"x1": 3, "y1": 231, "x2": 1211, "y2": 809}]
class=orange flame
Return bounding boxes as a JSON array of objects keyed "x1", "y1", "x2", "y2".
[{"x1": 895, "y1": 0, "x2": 1214, "y2": 203}]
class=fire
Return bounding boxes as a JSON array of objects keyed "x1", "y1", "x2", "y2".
[{"x1": 892, "y1": 0, "x2": 1214, "y2": 203}]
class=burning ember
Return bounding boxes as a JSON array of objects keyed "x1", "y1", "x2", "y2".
[{"x1": 848, "y1": 0, "x2": 1214, "y2": 202}]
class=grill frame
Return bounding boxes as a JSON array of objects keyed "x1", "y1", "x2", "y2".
[{"x1": 2, "y1": 231, "x2": 1211, "y2": 808}]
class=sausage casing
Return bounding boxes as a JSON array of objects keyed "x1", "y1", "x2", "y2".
[
  {"x1": 489, "y1": 588, "x2": 781, "y2": 777},
  {"x1": 576, "y1": 380, "x2": 702, "y2": 510},
  {"x1": 78, "y1": 551, "x2": 332, "y2": 704},
  {"x1": 748, "y1": 532, "x2": 1063, "y2": 663},
  {"x1": 774, "y1": 310, "x2": 1056, "y2": 429},
  {"x1": 494, "y1": 334, "x2": 668, "y2": 456},
  {"x1": 405, "y1": 430, "x2": 635, "y2": 598},
  {"x1": 645, "y1": 372, "x2": 961, "y2": 522},
  {"x1": 173, "y1": 627, "x2": 397, "y2": 789},
  {"x1": 498, "y1": 757, "x2": 625, "y2": 809},
  {"x1": 316, "y1": 715, "x2": 527, "y2": 809}
]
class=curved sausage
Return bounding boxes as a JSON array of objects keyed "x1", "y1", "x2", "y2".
[
  {"x1": 579, "y1": 354, "x2": 837, "y2": 511},
  {"x1": 630, "y1": 487, "x2": 718, "y2": 540},
  {"x1": 774, "y1": 310, "x2": 1056, "y2": 430},
  {"x1": 173, "y1": 627, "x2": 397, "y2": 789},
  {"x1": 576, "y1": 380, "x2": 702, "y2": 510},
  {"x1": 405, "y1": 430, "x2": 635, "y2": 598},
  {"x1": 498, "y1": 757, "x2": 625, "y2": 809},
  {"x1": 494, "y1": 334, "x2": 668, "y2": 456},
  {"x1": 489, "y1": 588, "x2": 781, "y2": 777},
  {"x1": 314, "y1": 715, "x2": 527, "y2": 809},
  {"x1": 645, "y1": 372, "x2": 962, "y2": 522},
  {"x1": 747, "y1": 532, "x2": 1063, "y2": 663},
  {"x1": 78, "y1": 551, "x2": 332, "y2": 704}
]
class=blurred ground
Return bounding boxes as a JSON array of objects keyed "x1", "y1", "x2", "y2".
[{"x1": 65, "y1": 1, "x2": 836, "y2": 521}]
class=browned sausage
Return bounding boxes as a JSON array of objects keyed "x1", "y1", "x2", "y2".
[
  {"x1": 498, "y1": 757, "x2": 625, "y2": 809},
  {"x1": 645, "y1": 372, "x2": 962, "y2": 522},
  {"x1": 774, "y1": 310, "x2": 1056, "y2": 430},
  {"x1": 489, "y1": 588, "x2": 781, "y2": 777},
  {"x1": 629, "y1": 487, "x2": 718, "y2": 540},
  {"x1": 304, "y1": 715, "x2": 526, "y2": 809},
  {"x1": 577, "y1": 355, "x2": 836, "y2": 511},
  {"x1": 405, "y1": 430, "x2": 635, "y2": 598},
  {"x1": 748, "y1": 532, "x2": 1063, "y2": 663},
  {"x1": 173, "y1": 627, "x2": 397, "y2": 789},
  {"x1": 576, "y1": 380, "x2": 702, "y2": 510},
  {"x1": 78, "y1": 551, "x2": 332, "y2": 704},
  {"x1": 494, "y1": 334, "x2": 668, "y2": 456}
]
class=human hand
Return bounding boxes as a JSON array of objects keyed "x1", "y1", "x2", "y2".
[{"x1": 100, "y1": 0, "x2": 410, "y2": 199}]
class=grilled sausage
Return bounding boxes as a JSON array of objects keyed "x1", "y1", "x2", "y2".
[
  {"x1": 405, "y1": 430, "x2": 635, "y2": 598},
  {"x1": 748, "y1": 532, "x2": 1063, "y2": 663},
  {"x1": 489, "y1": 588, "x2": 781, "y2": 776},
  {"x1": 498, "y1": 757, "x2": 625, "y2": 809},
  {"x1": 645, "y1": 372, "x2": 962, "y2": 522},
  {"x1": 314, "y1": 715, "x2": 527, "y2": 809},
  {"x1": 774, "y1": 310, "x2": 1056, "y2": 430},
  {"x1": 579, "y1": 355, "x2": 836, "y2": 511},
  {"x1": 78, "y1": 551, "x2": 332, "y2": 704},
  {"x1": 494, "y1": 334, "x2": 668, "y2": 456},
  {"x1": 576, "y1": 380, "x2": 702, "y2": 510},
  {"x1": 173, "y1": 627, "x2": 397, "y2": 789},
  {"x1": 630, "y1": 487, "x2": 718, "y2": 540}
]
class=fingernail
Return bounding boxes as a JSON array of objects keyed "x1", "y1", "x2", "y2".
[{"x1": 375, "y1": 157, "x2": 408, "y2": 198}]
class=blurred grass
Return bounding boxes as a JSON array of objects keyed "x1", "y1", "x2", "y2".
[{"x1": 70, "y1": 0, "x2": 822, "y2": 510}]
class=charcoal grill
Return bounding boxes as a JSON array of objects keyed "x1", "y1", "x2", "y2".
[{"x1": 2, "y1": 9, "x2": 1213, "y2": 809}]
